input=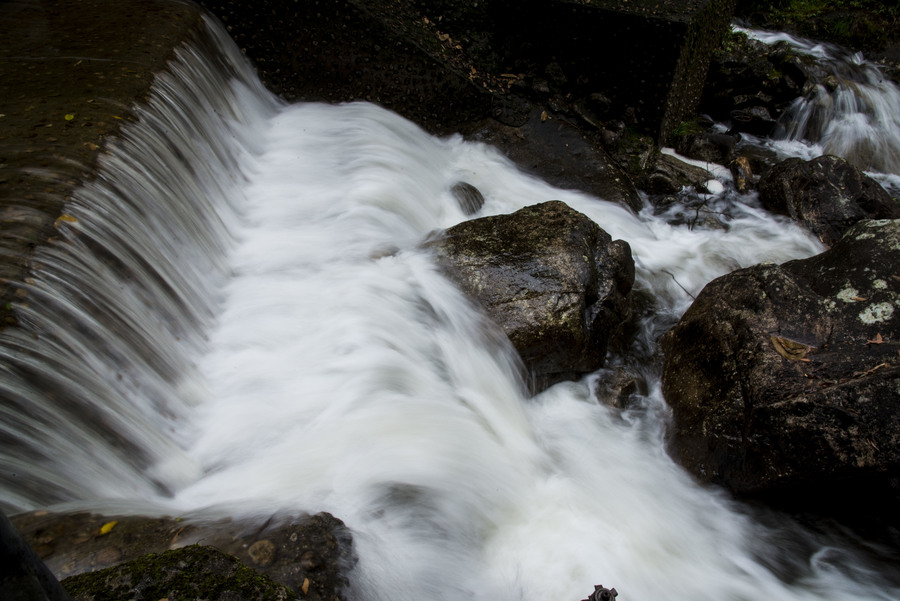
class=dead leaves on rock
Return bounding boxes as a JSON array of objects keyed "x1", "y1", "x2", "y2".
[
  {"x1": 770, "y1": 335, "x2": 811, "y2": 361},
  {"x1": 866, "y1": 332, "x2": 884, "y2": 345}
]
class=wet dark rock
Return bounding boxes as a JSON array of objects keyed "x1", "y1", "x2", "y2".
[
  {"x1": 10, "y1": 511, "x2": 354, "y2": 601},
  {"x1": 248, "y1": 539, "x2": 277, "y2": 567},
  {"x1": 488, "y1": 0, "x2": 737, "y2": 142},
  {"x1": 469, "y1": 108, "x2": 642, "y2": 213},
  {"x1": 734, "y1": 1, "x2": 900, "y2": 62},
  {"x1": 451, "y1": 182, "x2": 486, "y2": 216},
  {"x1": 701, "y1": 32, "x2": 827, "y2": 134},
  {"x1": 426, "y1": 201, "x2": 635, "y2": 392},
  {"x1": 62, "y1": 545, "x2": 296, "y2": 601},
  {"x1": 729, "y1": 155, "x2": 754, "y2": 194},
  {"x1": 662, "y1": 219, "x2": 900, "y2": 521},
  {"x1": 641, "y1": 153, "x2": 714, "y2": 195},
  {"x1": 729, "y1": 105, "x2": 778, "y2": 137},
  {"x1": 673, "y1": 130, "x2": 738, "y2": 165},
  {"x1": 758, "y1": 155, "x2": 900, "y2": 246},
  {"x1": 593, "y1": 366, "x2": 644, "y2": 409}
]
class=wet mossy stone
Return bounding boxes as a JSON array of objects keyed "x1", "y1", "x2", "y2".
[
  {"x1": 426, "y1": 200, "x2": 635, "y2": 392},
  {"x1": 62, "y1": 545, "x2": 298, "y2": 601}
]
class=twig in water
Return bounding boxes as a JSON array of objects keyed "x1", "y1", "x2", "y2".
[{"x1": 662, "y1": 269, "x2": 695, "y2": 300}]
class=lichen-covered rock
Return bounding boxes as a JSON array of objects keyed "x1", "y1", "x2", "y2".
[
  {"x1": 661, "y1": 219, "x2": 900, "y2": 518},
  {"x1": 426, "y1": 201, "x2": 634, "y2": 391},
  {"x1": 758, "y1": 155, "x2": 899, "y2": 246},
  {"x1": 62, "y1": 545, "x2": 297, "y2": 601}
]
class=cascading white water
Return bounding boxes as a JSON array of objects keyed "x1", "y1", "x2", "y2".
[
  {"x1": 0, "y1": 18, "x2": 278, "y2": 510},
  {"x1": 743, "y1": 28, "x2": 900, "y2": 178},
  {"x1": 2, "y1": 13, "x2": 899, "y2": 601}
]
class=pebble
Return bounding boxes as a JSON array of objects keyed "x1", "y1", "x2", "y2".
[{"x1": 248, "y1": 539, "x2": 277, "y2": 566}]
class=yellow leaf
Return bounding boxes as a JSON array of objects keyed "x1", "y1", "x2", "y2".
[
  {"x1": 301, "y1": 578, "x2": 310, "y2": 594},
  {"x1": 64, "y1": 114, "x2": 75, "y2": 121},
  {"x1": 99, "y1": 520, "x2": 118, "y2": 535},
  {"x1": 54, "y1": 214, "x2": 78, "y2": 228}
]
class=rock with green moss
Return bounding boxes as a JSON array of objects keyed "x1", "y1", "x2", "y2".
[
  {"x1": 426, "y1": 201, "x2": 635, "y2": 392},
  {"x1": 662, "y1": 219, "x2": 900, "y2": 524},
  {"x1": 62, "y1": 545, "x2": 298, "y2": 601}
]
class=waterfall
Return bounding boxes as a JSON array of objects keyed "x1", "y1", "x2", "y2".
[
  {"x1": 0, "y1": 17, "x2": 278, "y2": 511},
  {"x1": 745, "y1": 28, "x2": 900, "y2": 178},
  {"x1": 2, "y1": 13, "x2": 899, "y2": 601}
]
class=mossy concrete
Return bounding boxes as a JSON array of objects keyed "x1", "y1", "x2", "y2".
[
  {"x1": 61, "y1": 545, "x2": 298, "y2": 601},
  {"x1": 0, "y1": 0, "x2": 203, "y2": 328}
]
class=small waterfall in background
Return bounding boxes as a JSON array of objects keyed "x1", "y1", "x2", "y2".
[
  {"x1": 1, "y1": 13, "x2": 899, "y2": 601},
  {"x1": 742, "y1": 28, "x2": 900, "y2": 188}
]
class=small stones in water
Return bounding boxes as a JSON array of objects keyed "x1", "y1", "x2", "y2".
[
  {"x1": 247, "y1": 538, "x2": 276, "y2": 566},
  {"x1": 450, "y1": 181, "x2": 485, "y2": 216}
]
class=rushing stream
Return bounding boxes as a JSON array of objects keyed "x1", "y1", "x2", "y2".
[{"x1": 2, "y1": 14, "x2": 899, "y2": 601}]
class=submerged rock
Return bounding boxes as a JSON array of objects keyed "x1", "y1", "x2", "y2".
[
  {"x1": 451, "y1": 182, "x2": 486, "y2": 216},
  {"x1": 426, "y1": 201, "x2": 634, "y2": 392},
  {"x1": 758, "y1": 155, "x2": 900, "y2": 246},
  {"x1": 661, "y1": 219, "x2": 900, "y2": 520}
]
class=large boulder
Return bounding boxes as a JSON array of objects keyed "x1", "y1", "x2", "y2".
[
  {"x1": 758, "y1": 155, "x2": 900, "y2": 246},
  {"x1": 661, "y1": 219, "x2": 900, "y2": 518},
  {"x1": 426, "y1": 201, "x2": 634, "y2": 391}
]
